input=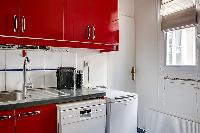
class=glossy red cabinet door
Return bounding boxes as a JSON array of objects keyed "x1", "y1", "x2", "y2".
[
  {"x1": 91, "y1": 0, "x2": 119, "y2": 44},
  {"x1": 0, "y1": 110, "x2": 15, "y2": 133},
  {"x1": 64, "y1": 0, "x2": 92, "y2": 43},
  {"x1": 0, "y1": 0, "x2": 19, "y2": 36},
  {"x1": 15, "y1": 104, "x2": 57, "y2": 133},
  {"x1": 20, "y1": 0, "x2": 63, "y2": 40}
]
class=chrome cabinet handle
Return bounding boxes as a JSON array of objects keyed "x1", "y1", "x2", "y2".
[
  {"x1": 92, "y1": 26, "x2": 95, "y2": 40},
  {"x1": 0, "y1": 115, "x2": 11, "y2": 121},
  {"x1": 22, "y1": 16, "x2": 26, "y2": 33},
  {"x1": 18, "y1": 111, "x2": 40, "y2": 117},
  {"x1": 13, "y1": 15, "x2": 18, "y2": 32},
  {"x1": 87, "y1": 26, "x2": 91, "y2": 40}
]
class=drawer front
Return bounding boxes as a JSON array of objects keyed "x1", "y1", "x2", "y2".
[
  {"x1": 0, "y1": 110, "x2": 15, "y2": 133},
  {"x1": 16, "y1": 104, "x2": 57, "y2": 133}
]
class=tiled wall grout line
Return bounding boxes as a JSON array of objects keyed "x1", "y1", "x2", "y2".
[{"x1": 4, "y1": 50, "x2": 7, "y2": 91}]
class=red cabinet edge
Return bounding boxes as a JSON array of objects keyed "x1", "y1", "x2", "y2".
[{"x1": 0, "y1": 36, "x2": 118, "y2": 52}]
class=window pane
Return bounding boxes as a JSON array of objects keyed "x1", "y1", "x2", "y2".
[{"x1": 166, "y1": 27, "x2": 196, "y2": 66}]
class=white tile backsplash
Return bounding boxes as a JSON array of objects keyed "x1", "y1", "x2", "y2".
[
  {"x1": 28, "y1": 50, "x2": 45, "y2": 69},
  {"x1": 61, "y1": 52, "x2": 77, "y2": 68},
  {"x1": 6, "y1": 50, "x2": 24, "y2": 69},
  {"x1": 31, "y1": 71, "x2": 45, "y2": 89},
  {"x1": 44, "y1": 70, "x2": 57, "y2": 88},
  {"x1": 44, "y1": 51, "x2": 62, "y2": 69},
  {"x1": 77, "y1": 49, "x2": 108, "y2": 87},
  {"x1": 88, "y1": 53, "x2": 108, "y2": 87},
  {"x1": 0, "y1": 72, "x2": 5, "y2": 91},
  {"x1": 0, "y1": 50, "x2": 5, "y2": 69},
  {"x1": 0, "y1": 49, "x2": 108, "y2": 91},
  {"x1": 6, "y1": 71, "x2": 23, "y2": 91}
]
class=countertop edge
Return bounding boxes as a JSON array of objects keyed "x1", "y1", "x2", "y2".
[{"x1": 0, "y1": 91, "x2": 106, "y2": 111}]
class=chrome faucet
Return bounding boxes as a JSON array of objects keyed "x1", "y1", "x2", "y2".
[{"x1": 23, "y1": 56, "x2": 32, "y2": 98}]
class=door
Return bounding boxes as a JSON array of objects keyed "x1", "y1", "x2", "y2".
[
  {"x1": 0, "y1": 0, "x2": 20, "y2": 36},
  {"x1": 15, "y1": 104, "x2": 57, "y2": 133},
  {"x1": 0, "y1": 110, "x2": 15, "y2": 133},
  {"x1": 20, "y1": 0, "x2": 63, "y2": 40},
  {"x1": 64, "y1": 0, "x2": 92, "y2": 43},
  {"x1": 91, "y1": 0, "x2": 119, "y2": 44}
]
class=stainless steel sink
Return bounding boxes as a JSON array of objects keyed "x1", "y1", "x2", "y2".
[
  {"x1": 0, "y1": 91, "x2": 27, "y2": 103},
  {"x1": 0, "y1": 88, "x2": 69, "y2": 103}
]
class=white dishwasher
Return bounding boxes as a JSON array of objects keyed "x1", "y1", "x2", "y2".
[
  {"x1": 57, "y1": 99, "x2": 106, "y2": 133},
  {"x1": 95, "y1": 88, "x2": 138, "y2": 133}
]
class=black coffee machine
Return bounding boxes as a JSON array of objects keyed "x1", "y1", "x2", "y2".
[{"x1": 56, "y1": 67, "x2": 83, "y2": 90}]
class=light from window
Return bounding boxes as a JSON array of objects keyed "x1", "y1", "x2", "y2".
[{"x1": 166, "y1": 27, "x2": 196, "y2": 66}]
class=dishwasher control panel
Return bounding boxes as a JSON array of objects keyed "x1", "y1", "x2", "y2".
[{"x1": 57, "y1": 99, "x2": 106, "y2": 124}]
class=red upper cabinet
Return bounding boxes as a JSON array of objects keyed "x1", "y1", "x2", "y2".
[
  {"x1": 0, "y1": 0, "x2": 118, "y2": 51},
  {"x1": 0, "y1": 0, "x2": 20, "y2": 36},
  {"x1": 20, "y1": 0, "x2": 64, "y2": 40},
  {"x1": 15, "y1": 104, "x2": 57, "y2": 133},
  {"x1": 64, "y1": 0, "x2": 119, "y2": 45},
  {"x1": 0, "y1": 110, "x2": 15, "y2": 133},
  {"x1": 91, "y1": 0, "x2": 119, "y2": 44},
  {"x1": 64, "y1": 0, "x2": 92, "y2": 43}
]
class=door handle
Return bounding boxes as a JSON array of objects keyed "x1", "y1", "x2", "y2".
[
  {"x1": 92, "y1": 26, "x2": 95, "y2": 40},
  {"x1": 13, "y1": 15, "x2": 18, "y2": 32},
  {"x1": 0, "y1": 115, "x2": 12, "y2": 121},
  {"x1": 18, "y1": 111, "x2": 40, "y2": 117},
  {"x1": 87, "y1": 26, "x2": 91, "y2": 40},
  {"x1": 22, "y1": 16, "x2": 26, "y2": 33}
]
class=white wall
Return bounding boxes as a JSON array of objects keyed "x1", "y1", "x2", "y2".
[{"x1": 107, "y1": 0, "x2": 136, "y2": 92}]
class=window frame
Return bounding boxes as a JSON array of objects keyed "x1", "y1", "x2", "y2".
[{"x1": 163, "y1": 27, "x2": 198, "y2": 71}]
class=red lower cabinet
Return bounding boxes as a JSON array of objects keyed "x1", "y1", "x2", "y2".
[
  {"x1": 0, "y1": 110, "x2": 15, "y2": 133},
  {"x1": 15, "y1": 104, "x2": 57, "y2": 133}
]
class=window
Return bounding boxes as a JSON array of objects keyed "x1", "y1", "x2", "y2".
[
  {"x1": 160, "y1": 0, "x2": 197, "y2": 66},
  {"x1": 166, "y1": 27, "x2": 196, "y2": 66}
]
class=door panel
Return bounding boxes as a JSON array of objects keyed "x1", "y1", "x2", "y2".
[
  {"x1": 20, "y1": 0, "x2": 63, "y2": 40},
  {"x1": 0, "y1": 110, "x2": 15, "y2": 133},
  {"x1": 64, "y1": 0, "x2": 92, "y2": 42},
  {"x1": 15, "y1": 104, "x2": 57, "y2": 133},
  {"x1": 0, "y1": 0, "x2": 19, "y2": 36},
  {"x1": 91, "y1": 0, "x2": 119, "y2": 44}
]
